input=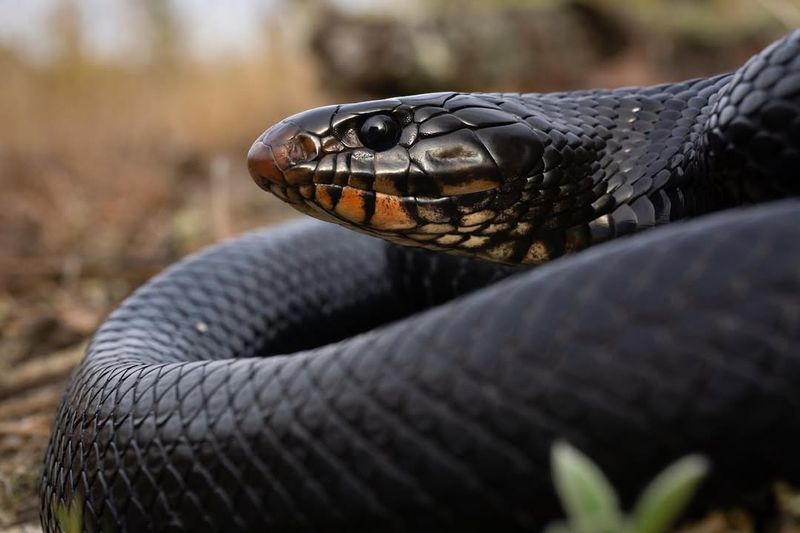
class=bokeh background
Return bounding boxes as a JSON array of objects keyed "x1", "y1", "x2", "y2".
[{"x1": 0, "y1": 0, "x2": 798, "y2": 530}]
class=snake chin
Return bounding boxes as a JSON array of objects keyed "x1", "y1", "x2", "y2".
[{"x1": 264, "y1": 179, "x2": 560, "y2": 265}]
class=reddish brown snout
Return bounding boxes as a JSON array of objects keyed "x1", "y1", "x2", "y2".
[{"x1": 247, "y1": 121, "x2": 318, "y2": 189}]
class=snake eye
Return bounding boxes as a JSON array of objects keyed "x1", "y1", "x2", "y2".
[{"x1": 359, "y1": 114, "x2": 400, "y2": 151}]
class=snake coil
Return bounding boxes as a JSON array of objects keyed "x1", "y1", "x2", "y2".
[{"x1": 42, "y1": 31, "x2": 800, "y2": 532}]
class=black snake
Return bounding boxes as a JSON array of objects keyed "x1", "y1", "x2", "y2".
[{"x1": 41, "y1": 31, "x2": 800, "y2": 532}]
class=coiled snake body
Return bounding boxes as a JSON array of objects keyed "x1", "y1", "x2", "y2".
[{"x1": 42, "y1": 31, "x2": 800, "y2": 531}]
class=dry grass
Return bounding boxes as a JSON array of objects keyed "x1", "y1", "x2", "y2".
[
  {"x1": 0, "y1": 44, "x2": 325, "y2": 360},
  {"x1": 0, "y1": 41, "x2": 324, "y2": 528}
]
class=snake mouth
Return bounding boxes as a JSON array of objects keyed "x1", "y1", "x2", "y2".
[
  {"x1": 261, "y1": 179, "x2": 554, "y2": 265},
  {"x1": 262, "y1": 180, "x2": 501, "y2": 235},
  {"x1": 248, "y1": 137, "x2": 502, "y2": 202}
]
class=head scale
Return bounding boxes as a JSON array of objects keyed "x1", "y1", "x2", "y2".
[{"x1": 248, "y1": 92, "x2": 592, "y2": 264}]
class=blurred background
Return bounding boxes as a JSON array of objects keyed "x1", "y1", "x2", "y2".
[{"x1": 0, "y1": 0, "x2": 797, "y2": 530}]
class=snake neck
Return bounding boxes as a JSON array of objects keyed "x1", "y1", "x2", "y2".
[
  {"x1": 702, "y1": 30, "x2": 800, "y2": 204},
  {"x1": 509, "y1": 25, "x2": 800, "y2": 250},
  {"x1": 468, "y1": 74, "x2": 734, "y2": 256}
]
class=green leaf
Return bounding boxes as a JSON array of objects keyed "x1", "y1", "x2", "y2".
[
  {"x1": 631, "y1": 454, "x2": 709, "y2": 533},
  {"x1": 54, "y1": 495, "x2": 83, "y2": 533},
  {"x1": 550, "y1": 441, "x2": 623, "y2": 533}
]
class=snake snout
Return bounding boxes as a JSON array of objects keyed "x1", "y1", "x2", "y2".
[{"x1": 248, "y1": 121, "x2": 319, "y2": 190}]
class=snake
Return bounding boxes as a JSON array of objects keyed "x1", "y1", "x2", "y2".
[{"x1": 41, "y1": 30, "x2": 800, "y2": 532}]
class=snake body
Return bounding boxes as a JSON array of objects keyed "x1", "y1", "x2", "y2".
[{"x1": 42, "y1": 31, "x2": 800, "y2": 531}]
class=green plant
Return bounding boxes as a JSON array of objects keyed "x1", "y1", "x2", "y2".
[
  {"x1": 54, "y1": 495, "x2": 83, "y2": 533},
  {"x1": 546, "y1": 441, "x2": 709, "y2": 533}
]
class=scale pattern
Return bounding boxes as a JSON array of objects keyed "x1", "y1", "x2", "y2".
[{"x1": 42, "y1": 30, "x2": 800, "y2": 532}]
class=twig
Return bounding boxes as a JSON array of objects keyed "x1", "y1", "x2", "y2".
[
  {"x1": 0, "y1": 386, "x2": 64, "y2": 420},
  {"x1": 0, "y1": 344, "x2": 84, "y2": 401}
]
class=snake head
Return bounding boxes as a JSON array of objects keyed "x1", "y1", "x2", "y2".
[{"x1": 249, "y1": 93, "x2": 564, "y2": 263}]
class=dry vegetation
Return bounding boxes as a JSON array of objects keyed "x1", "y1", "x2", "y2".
[
  {"x1": 0, "y1": 0, "x2": 798, "y2": 531},
  {"x1": 0, "y1": 21, "x2": 322, "y2": 529}
]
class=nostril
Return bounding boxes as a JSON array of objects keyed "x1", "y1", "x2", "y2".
[
  {"x1": 270, "y1": 132, "x2": 318, "y2": 169},
  {"x1": 247, "y1": 122, "x2": 321, "y2": 190}
]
